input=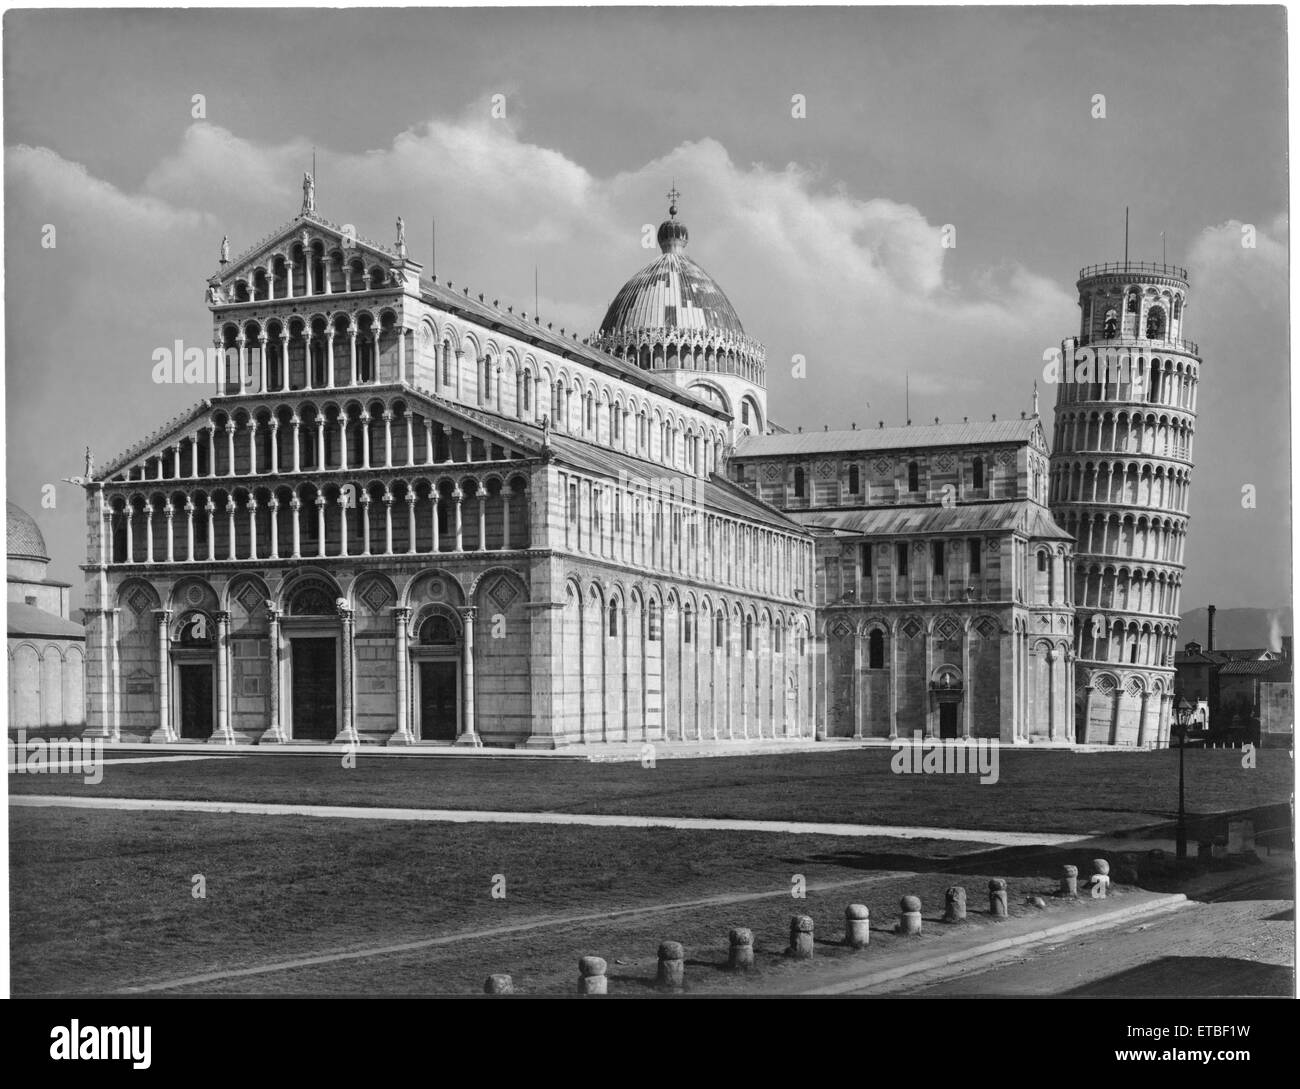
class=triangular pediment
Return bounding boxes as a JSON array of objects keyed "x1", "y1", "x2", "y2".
[
  {"x1": 97, "y1": 384, "x2": 542, "y2": 484},
  {"x1": 209, "y1": 211, "x2": 406, "y2": 294}
]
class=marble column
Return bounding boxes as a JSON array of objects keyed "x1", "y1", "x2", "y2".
[{"x1": 455, "y1": 606, "x2": 481, "y2": 746}]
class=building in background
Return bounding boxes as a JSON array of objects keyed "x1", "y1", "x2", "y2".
[{"x1": 7, "y1": 502, "x2": 86, "y2": 732}]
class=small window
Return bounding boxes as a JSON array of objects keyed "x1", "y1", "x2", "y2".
[
  {"x1": 933, "y1": 541, "x2": 945, "y2": 576},
  {"x1": 793, "y1": 466, "x2": 805, "y2": 498},
  {"x1": 1037, "y1": 551, "x2": 1048, "y2": 572},
  {"x1": 648, "y1": 600, "x2": 660, "y2": 642},
  {"x1": 741, "y1": 402, "x2": 750, "y2": 425},
  {"x1": 849, "y1": 465, "x2": 860, "y2": 494},
  {"x1": 896, "y1": 542, "x2": 909, "y2": 577},
  {"x1": 567, "y1": 482, "x2": 578, "y2": 523},
  {"x1": 684, "y1": 606, "x2": 693, "y2": 644},
  {"x1": 774, "y1": 623, "x2": 783, "y2": 653},
  {"x1": 608, "y1": 600, "x2": 619, "y2": 638},
  {"x1": 969, "y1": 539, "x2": 982, "y2": 575},
  {"x1": 868, "y1": 629, "x2": 884, "y2": 669},
  {"x1": 715, "y1": 614, "x2": 725, "y2": 648},
  {"x1": 972, "y1": 456, "x2": 984, "y2": 490},
  {"x1": 860, "y1": 543, "x2": 872, "y2": 577},
  {"x1": 744, "y1": 616, "x2": 754, "y2": 651},
  {"x1": 908, "y1": 461, "x2": 920, "y2": 493}
]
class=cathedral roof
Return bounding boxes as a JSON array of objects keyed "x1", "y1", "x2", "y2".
[
  {"x1": 794, "y1": 500, "x2": 1075, "y2": 541},
  {"x1": 597, "y1": 195, "x2": 749, "y2": 340},
  {"x1": 6, "y1": 502, "x2": 49, "y2": 563},
  {"x1": 735, "y1": 418, "x2": 1044, "y2": 458}
]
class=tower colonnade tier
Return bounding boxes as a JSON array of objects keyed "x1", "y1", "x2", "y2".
[{"x1": 1049, "y1": 262, "x2": 1200, "y2": 747}]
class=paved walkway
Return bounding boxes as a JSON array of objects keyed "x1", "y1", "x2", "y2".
[{"x1": 11, "y1": 794, "x2": 1085, "y2": 846}]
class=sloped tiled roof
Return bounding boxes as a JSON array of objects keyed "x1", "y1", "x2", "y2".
[
  {"x1": 1219, "y1": 659, "x2": 1292, "y2": 678},
  {"x1": 734, "y1": 418, "x2": 1041, "y2": 457},
  {"x1": 793, "y1": 500, "x2": 1073, "y2": 540},
  {"x1": 7, "y1": 601, "x2": 85, "y2": 640}
]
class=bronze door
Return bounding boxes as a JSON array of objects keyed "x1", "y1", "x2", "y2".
[
  {"x1": 419, "y1": 661, "x2": 458, "y2": 740},
  {"x1": 939, "y1": 702, "x2": 959, "y2": 739},
  {"x1": 179, "y1": 665, "x2": 213, "y2": 740},
  {"x1": 292, "y1": 638, "x2": 337, "y2": 740}
]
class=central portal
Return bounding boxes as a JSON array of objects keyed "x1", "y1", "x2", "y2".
[
  {"x1": 292, "y1": 638, "x2": 337, "y2": 740},
  {"x1": 178, "y1": 664, "x2": 213, "y2": 740},
  {"x1": 419, "y1": 661, "x2": 458, "y2": 741}
]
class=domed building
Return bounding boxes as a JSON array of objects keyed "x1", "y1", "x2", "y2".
[
  {"x1": 591, "y1": 190, "x2": 770, "y2": 438},
  {"x1": 7, "y1": 501, "x2": 85, "y2": 731}
]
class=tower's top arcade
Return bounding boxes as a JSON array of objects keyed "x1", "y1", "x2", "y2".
[{"x1": 1073, "y1": 260, "x2": 1196, "y2": 355}]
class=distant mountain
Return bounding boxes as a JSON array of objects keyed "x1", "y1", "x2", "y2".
[{"x1": 1179, "y1": 606, "x2": 1292, "y2": 652}]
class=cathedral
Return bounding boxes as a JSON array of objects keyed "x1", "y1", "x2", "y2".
[{"x1": 77, "y1": 178, "x2": 1196, "y2": 748}]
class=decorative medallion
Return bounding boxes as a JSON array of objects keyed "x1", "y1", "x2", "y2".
[
  {"x1": 1094, "y1": 675, "x2": 1116, "y2": 694},
  {"x1": 935, "y1": 617, "x2": 960, "y2": 642},
  {"x1": 360, "y1": 579, "x2": 392, "y2": 614},
  {"x1": 128, "y1": 588, "x2": 153, "y2": 615},
  {"x1": 936, "y1": 454, "x2": 953, "y2": 472},
  {"x1": 237, "y1": 584, "x2": 262, "y2": 614},
  {"x1": 1125, "y1": 677, "x2": 1143, "y2": 696},
  {"x1": 426, "y1": 578, "x2": 446, "y2": 602},
  {"x1": 185, "y1": 584, "x2": 204, "y2": 607},
  {"x1": 816, "y1": 460, "x2": 834, "y2": 478},
  {"x1": 998, "y1": 449, "x2": 1014, "y2": 465},
  {"x1": 901, "y1": 618, "x2": 922, "y2": 640},
  {"x1": 488, "y1": 576, "x2": 519, "y2": 613},
  {"x1": 830, "y1": 619, "x2": 853, "y2": 639},
  {"x1": 874, "y1": 458, "x2": 891, "y2": 475},
  {"x1": 975, "y1": 617, "x2": 998, "y2": 639},
  {"x1": 763, "y1": 463, "x2": 780, "y2": 481}
]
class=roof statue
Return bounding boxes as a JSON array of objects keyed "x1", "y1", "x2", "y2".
[
  {"x1": 219, "y1": 235, "x2": 230, "y2": 264},
  {"x1": 301, "y1": 171, "x2": 315, "y2": 215},
  {"x1": 85, "y1": 445, "x2": 94, "y2": 481},
  {"x1": 395, "y1": 215, "x2": 406, "y2": 256}
]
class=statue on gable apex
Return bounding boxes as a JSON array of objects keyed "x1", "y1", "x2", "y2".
[
  {"x1": 220, "y1": 235, "x2": 230, "y2": 264},
  {"x1": 302, "y1": 172, "x2": 316, "y2": 215}
]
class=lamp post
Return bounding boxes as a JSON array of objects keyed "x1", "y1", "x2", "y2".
[{"x1": 1173, "y1": 696, "x2": 1195, "y2": 860}]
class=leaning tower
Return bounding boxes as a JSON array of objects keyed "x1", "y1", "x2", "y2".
[{"x1": 1049, "y1": 260, "x2": 1200, "y2": 747}]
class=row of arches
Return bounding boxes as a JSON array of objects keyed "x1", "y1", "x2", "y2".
[
  {"x1": 8, "y1": 641, "x2": 85, "y2": 729},
  {"x1": 1059, "y1": 510, "x2": 1188, "y2": 566},
  {"x1": 115, "y1": 399, "x2": 519, "y2": 484},
  {"x1": 597, "y1": 331, "x2": 767, "y2": 387},
  {"x1": 560, "y1": 576, "x2": 813, "y2": 744},
  {"x1": 1054, "y1": 353, "x2": 1198, "y2": 410},
  {"x1": 1073, "y1": 563, "x2": 1184, "y2": 616},
  {"x1": 104, "y1": 475, "x2": 529, "y2": 564},
  {"x1": 1053, "y1": 409, "x2": 1194, "y2": 461},
  {"x1": 1077, "y1": 616, "x2": 1179, "y2": 668},
  {"x1": 558, "y1": 467, "x2": 811, "y2": 601},
  {"x1": 1079, "y1": 283, "x2": 1187, "y2": 346},
  {"x1": 1049, "y1": 460, "x2": 1192, "y2": 512},
  {"x1": 226, "y1": 236, "x2": 390, "y2": 303}
]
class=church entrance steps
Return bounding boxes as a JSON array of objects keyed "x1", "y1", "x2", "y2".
[{"x1": 11, "y1": 794, "x2": 1085, "y2": 847}]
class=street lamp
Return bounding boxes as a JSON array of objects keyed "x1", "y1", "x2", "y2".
[{"x1": 1173, "y1": 696, "x2": 1196, "y2": 860}]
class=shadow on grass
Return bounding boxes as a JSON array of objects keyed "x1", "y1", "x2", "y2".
[{"x1": 1065, "y1": 956, "x2": 1294, "y2": 997}]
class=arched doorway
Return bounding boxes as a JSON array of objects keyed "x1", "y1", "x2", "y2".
[
  {"x1": 283, "y1": 577, "x2": 340, "y2": 741},
  {"x1": 412, "y1": 610, "x2": 461, "y2": 741},
  {"x1": 172, "y1": 610, "x2": 215, "y2": 740}
]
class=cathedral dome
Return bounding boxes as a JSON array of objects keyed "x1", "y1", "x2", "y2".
[
  {"x1": 598, "y1": 198, "x2": 748, "y2": 339},
  {"x1": 7, "y1": 502, "x2": 49, "y2": 563}
]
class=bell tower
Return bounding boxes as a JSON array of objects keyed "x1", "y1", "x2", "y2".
[{"x1": 1048, "y1": 259, "x2": 1200, "y2": 748}]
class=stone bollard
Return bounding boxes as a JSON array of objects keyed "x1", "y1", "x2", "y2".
[
  {"x1": 845, "y1": 904, "x2": 870, "y2": 948},
  {"x1": 1091, "y1": 859, "x2": 1110, "y2": 899},
  {"x1": 788, "y1": 915, "x2": 815, "y2": 958},
  {"x1": 484, "y1": 973, "x2": 514, "y2": 995},
  {"x1": 898, "y1": 895, "x2": 922, "y2": 935},
  {"x1": 728, "y1": 928, "x2": 754, "y2": 971},
  {"x1": 1228, "y1": 819, "x2": 1255, "y2": 855},
  {"x1": 1061, "y1": 864, "x2": 1079, "y2": 898},
  {"x1": 656, "y1": 941, "x2": 685, "y2": 991},
  {"x1": 989, "y1": 878, "x2": 1008, "y2": 918},
  {"x1": 577, "y1": 956, "x2": 608, "y2": 995},
  {"x1": 944, "y1": 886, "x2": 967, "y2": 922}
]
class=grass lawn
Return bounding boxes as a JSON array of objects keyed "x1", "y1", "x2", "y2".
[
  {"x1": 8, "y1": 746, "x2": 1292, "y2": 834},
  {"x1": 11, "y1": 806, "x2": 1168, "y2": 995}
]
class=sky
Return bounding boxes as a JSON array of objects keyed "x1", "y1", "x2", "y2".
[{"x1": 2, "y1": 5, "x2": 1290, "y2": 613}]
